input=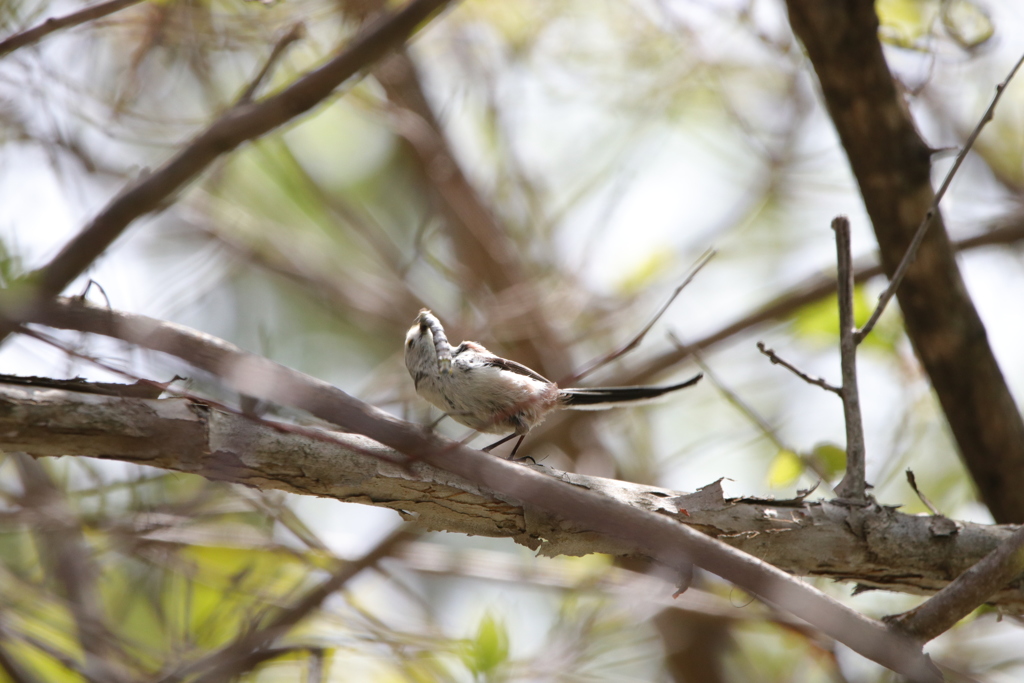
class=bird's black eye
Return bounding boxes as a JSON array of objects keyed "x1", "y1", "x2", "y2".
[{"x1": 406, "y1": 337, "x2": 414, "y2": 348}]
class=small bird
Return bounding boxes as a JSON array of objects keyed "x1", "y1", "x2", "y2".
[{"x1": 404, "y1": 310, "x2": 702, "y2": 459}]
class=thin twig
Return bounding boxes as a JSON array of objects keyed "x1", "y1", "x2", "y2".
[
  {"x1": 832, "y1": 216, "x2": 867, "y2": 502},
  {"x1": 568, "y1": 248, "x2": 715, "y2": 384},
  {"x1": 235, "y1": 23, "x2": 306, "y2": 105},
  {"x1": 756, "y1": 342, "x2": 841, "y2": 395},
  {"x1": 856, "y1": 50, "x2": 1024, "y2": 344},
  {"x1": 905, "y1": 469, "x2": 942, "y2": 517},
  {"x1": 0, "y1": 0, "x2": 144, "y2": 59},
  {"x1": 887, "y1": 525, "x2": 1024, "y2": 642}
]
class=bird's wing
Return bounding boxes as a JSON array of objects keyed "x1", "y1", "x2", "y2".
[
  {"x1": 483, "y1": 356, "x2": 553, "y2": 384},
  {"x1": 453, "y1": 342, "x2": 553, "y2": 384}
]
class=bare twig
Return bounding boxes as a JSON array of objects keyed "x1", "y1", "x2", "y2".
[
  {"x1": 12, "y1": 298, "x2": 941, "y2": 682},
  {"x1": 756, "y1": 342, "x2": 841, "y2": 395},
  {"x1": 567, "y1": 248, "x2": 715, "y2": 384},
  {"x1": 905, "y1": 469, "x2": 942, "y2": 517},
  {"x1": 832, "y1": 216, "x2": 867, "y2": 502},
  {"x1": 887, "y1": 525, "x2": 1024, "y2": 642},
  {"x1": 235, "y1": 23, "x2": 306, "y2": 105},
  {"x1": 856, "y1": 51, "x2": 1024, "y2": 344},
  {"x1": 0, "y1": 0, "x2": 144, "y2": 59},
  {"x1": 23, "y1": 0, "x2": 453, "y2": 303}
]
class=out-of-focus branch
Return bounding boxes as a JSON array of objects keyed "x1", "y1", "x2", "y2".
[
  {"x1": 567, "y1": 249, "x2": 714, "y2": 384},
  {"x1": 12, "y1": 454, "x2": 131, "y2": 683},
  {"x1": 0, "y1": 0, "x2": 145, "y2": 58},
  {"x1": 162, "y1": 526, "x2": 416, "y2": 683},
  {"x1": 235, "y1": 22, "x2": 306, "y2": 105},
  {"x1": 624, "y1": 218, "x2": 1024, "y2": 387},
  {"x1": 784, "y1": 1, "x2": 1024, "y2": 523},
  {"x1": 0, "y1": 300, "x2": 944, "y2": 679},
  {"x1": 372, "y1": 47, "x2": 571, "y2": 377},
  {"x1": 22, "y1": 0, "x2": 454, "y2": 302}
]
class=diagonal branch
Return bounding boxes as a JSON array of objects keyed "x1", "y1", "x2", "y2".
[
  {"x1": 566, "y1": 248, "x2": 715, "y2": 384},
  {"x1": 4, "y1": 298, "x2": 941, "y2": 681},
  {"x1": 23, "y1": 0, "x2": 454, "y2": 302},
  {"x1": 856, "y1": 51, "x2": 1024, "y2": 344},
  {"x1": 0, "y1": 0, "x2": 145, "y2": 59},
  {"x1": 756, "y1": 341, "x2": 841, "y2": 395},
  {"x1": 888, "y1": 525, "x2": 1024, "y2": 643}
]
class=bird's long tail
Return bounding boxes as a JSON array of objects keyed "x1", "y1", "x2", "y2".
[{"x1": 559, "y1": 373, "x2": 703, "y2": 410}]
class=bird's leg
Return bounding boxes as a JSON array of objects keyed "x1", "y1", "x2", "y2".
[
  {"x1": 482, "y1": 433, "x2": 518, "y2": 452},
  {"x1": 428, "y1": 413, "x2": 450, "y2": 431},
  {"x1": 507, "y1": 435, "x2": 528, "y2": 461}
]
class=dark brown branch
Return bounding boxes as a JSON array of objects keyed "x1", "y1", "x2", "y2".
[
  {"x1": 888, "y1": 526, "x2": 1024, "y2": 643},
  {"x1": 756, "y1": 342, "x2": 841, "y2": 395},
  {"x1": 832, "y1": 217, "x2": 867, "y2": 502},
  {"x1": 10, "y1": 298, "x2": 941, "y2": 682},
  {"x1": 24, "y1": 0, "x2": 453, "y2": 301},
  {"x1": 0, "y1": 0, "x2": 144, "y2": 58},
  {"x1": 856, "y1": 51, "x2": 1024, "y2": 343},
  {"x1": 780, "y1": 3, "x2": 1024, "y2": 522}
]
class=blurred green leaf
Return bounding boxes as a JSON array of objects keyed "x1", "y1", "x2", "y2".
[
  {"x1": 811, "y1": 443, "x2": 847, "y2": 481},
  {"x1": 941, "y1": 0, "x2": 993, "y2": 48},
  {"x1": 789, "y1": 285, "x2": 899, "y2": 352},
  {"x1": 459, "y1": 611, "x2": 510, "y2": 679},
  {"x1": 768, "y1": 449, "x2": 803, "y2": 488},
  {"x1": 877, "y1": 0, "x2": 937, "y2": 48},
  {"x1": 616, "y1": 249, "x2": 677, "y2": 296}
]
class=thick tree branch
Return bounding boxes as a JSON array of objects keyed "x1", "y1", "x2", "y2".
[
  {"x1": 5, "y1": 299, "x2": 941, "y2": 681},
  {"x1": 3, "y1": 380, "x2": 1024, "y2": 616},
  {"x1": 784, "y1": 0, "x2": 1024, "y2": 523}
]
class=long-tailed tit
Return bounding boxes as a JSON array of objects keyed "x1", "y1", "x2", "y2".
[{"x1": 405, "y1": 310, "x2": 702, "y2": 459}]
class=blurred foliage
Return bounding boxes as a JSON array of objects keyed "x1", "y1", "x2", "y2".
[{"x1": 2, "y1": 0, "x2": 1024, "y2": 680}]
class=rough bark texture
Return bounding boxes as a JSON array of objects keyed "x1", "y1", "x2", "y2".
[
  {"x1": 784, "y1": 0, "x2": 1024, "y2": 523},
  {"x1": 3, "y1": 382, "x2": 1023, "y2": 611}
]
